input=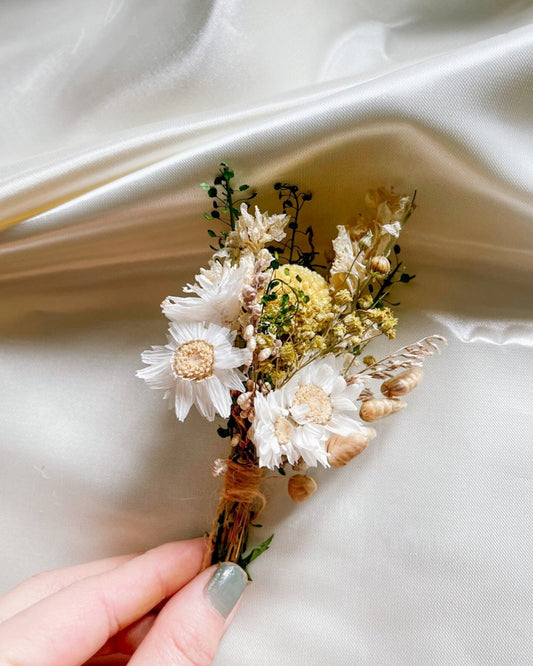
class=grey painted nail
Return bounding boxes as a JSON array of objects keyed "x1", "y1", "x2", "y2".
[{"x1": 206, "y1": 562, "x2": 247, "y2": 618}]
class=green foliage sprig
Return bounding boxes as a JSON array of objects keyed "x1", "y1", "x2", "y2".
[
  {"x1": 269, "y1": 183, "x2": 323, "y2": 269},
  {"x1": 368, "y1": 244, "x2": 416, "y2": 309},
  {"x1": 238, "y1": 533, "x2": 274, "y2": 580},
  {"x1": 201, "y1": 162, "x2": 257, "y2": 251},
  {"x1": 258, "y1": 262, "x2": 309, "y2": 338}
]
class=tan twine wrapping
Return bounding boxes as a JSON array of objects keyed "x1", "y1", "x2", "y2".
[{"x1": 202, "y1": 459, "x2": 266, "y2": 569}]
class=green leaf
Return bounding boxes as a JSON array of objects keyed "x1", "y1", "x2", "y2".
[
  {"x1": 207, "y1": 229, "x2": 216, "y2": 237},
  {"x1": 239, "y1": 534, "x2": 275, "y2": 573},
  {"x1": 239, "y1": 184, "x2": 249, "y2": 191},
  {"x1": 200, "y1": 182, "x2": 210, "y2": 191},
  {"x1": 204, "y1": 213, "x2": 213, "y2": 221},
  {"x1": 246, "y1": 534, "x2": 274, "y2": 564}
]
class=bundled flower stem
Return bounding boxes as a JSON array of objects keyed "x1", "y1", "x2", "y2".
[
  {"x1": 203, "y1": 402, "x2": 265, "y2": 568},
  {"x1": 138, "y1": 163, "x2": 445, "y2": 575}
]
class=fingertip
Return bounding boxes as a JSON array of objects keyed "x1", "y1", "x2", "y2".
[
  {"x1": 128, "y1": 562, "x2": 248, "y2": 665},
  {"x1": 205, "y1": 562, "x2": 248, "y2": 621}
]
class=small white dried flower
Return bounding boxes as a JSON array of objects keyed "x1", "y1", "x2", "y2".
[
  {"x1": 225, "y1": 204, "x2": 289, "y2": 254},
  {"x1": 212, "y1": 458, "x2": 228, "y2": 477},
  {"x1": 258, "y1": 348, "x2": 272, "y2": 362},
  {"x1": 242, "y1": 284, "x2": 256, "y2": 298},
  {"x1": 250, "y1": 304, "x2": 263, "y2": 317},
  {"x1": 237, "y1": 392, "x2": 252, "y2": 411},
  {"x1": 162, "y1": 256, "x2": 254, "y2": 330},
  {"x1": 255, "y1": 273, "x2": 270, "y2": 289},
  {"x1": 243, "y1": 324, "x2": 255, "y2": 340}
]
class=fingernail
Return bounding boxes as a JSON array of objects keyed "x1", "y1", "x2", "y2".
[{"x1": 206, "y1": 562, "x2": 247, "y2": 618}]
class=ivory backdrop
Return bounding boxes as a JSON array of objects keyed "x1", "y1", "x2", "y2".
[{"x1": 1, "y1": 1, "x2": 532, "y2": 664}]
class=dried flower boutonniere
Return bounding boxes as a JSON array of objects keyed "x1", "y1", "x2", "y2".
[{"x1": 137, "y1": 164, "x2": 445, "y2": 574}]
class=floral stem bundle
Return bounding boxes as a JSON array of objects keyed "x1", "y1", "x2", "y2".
[{"x1": 137, "y1": 164, "x2": 445, "y2": 573}]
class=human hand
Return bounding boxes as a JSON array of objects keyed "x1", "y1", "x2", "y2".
[{"x1": 0, "y1": 538, "x2": 247, "y2": 665}]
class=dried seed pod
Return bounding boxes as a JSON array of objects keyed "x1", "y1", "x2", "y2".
[
  {"x1": 381, "y1": 367, "x2": 423, "y2": 397},
  {"x1": 291, "y1": 458, "x2": 308, "y2": 472},
  {"x1": 327, "y1": 433, "x2": 371, "y2": 467},
  {"x1": 369, "y1": 256, "x2": 391, "y2": 275},
  {"x1": 288, "y1": 474, "x2": 317, "y2": 502},
  {"x1": 359, "y1": 398, "x2": 406, "y2": 422}
]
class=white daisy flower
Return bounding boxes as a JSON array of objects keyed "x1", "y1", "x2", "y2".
[
  {"x1": 251, "y1": 390, "x2": 327, "y2": 470},
  {"x1": 251, "y1": 355, "x2": 365, "y2": 469},
  {"x1": 162, "y1": 256, "x2": 253, "y2": 328},
  {"x1": 136, "y1": 322, "x2": 249, "y2": 421},
  {"x1": 250, "y1": 391, "x2": 286, "y2": 470}
]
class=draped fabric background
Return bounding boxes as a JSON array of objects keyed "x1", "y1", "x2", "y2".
[{"x1": 1, "y1": 1, "x2": 532, "y2": 663}]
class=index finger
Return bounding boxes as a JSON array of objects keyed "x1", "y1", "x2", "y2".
[
  {"x1": 0, "y1": 538, "x2": 206, "y2": 666},
  {"x1": 0, "y1": 553, "x2": 137, "y2": 622}
]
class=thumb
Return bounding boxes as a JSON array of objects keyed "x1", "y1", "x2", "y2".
[{"x1": 129, "y1": 563, "x2": 248, "y2": 665}]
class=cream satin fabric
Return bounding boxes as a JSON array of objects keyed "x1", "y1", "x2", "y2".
[{"x1": 1, "y1": 1, "x2": 532, "y2": 664}]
